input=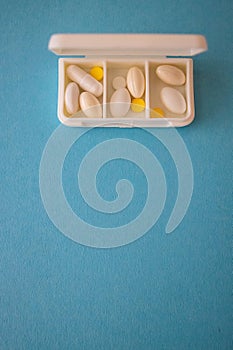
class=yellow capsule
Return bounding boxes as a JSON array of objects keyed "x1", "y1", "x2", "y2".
[
  {"x1": 150, "y1": 107, "x2": 165, "y2": 118},
  {"x1": 131, "y1": 98, "x2": 145, "y2": 113},
  {"x1": 90, "y1": 66, "x2": 103, "y2": 81}
]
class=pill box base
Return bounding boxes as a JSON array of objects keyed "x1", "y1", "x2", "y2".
[{"x1": 58, "y1": 57, "x2": 194, "y2": 127}]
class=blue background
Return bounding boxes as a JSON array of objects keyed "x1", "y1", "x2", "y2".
[{"x1": 0, "y1": 1, "x2": 232, "y2": 349}]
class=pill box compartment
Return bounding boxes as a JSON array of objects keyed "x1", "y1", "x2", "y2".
[
  {"x1": 106, "y1": 60, "x2": 147, "y2": 119},
  {"x1": 59, "y1": 58, "x2": 106, "y2": 125},
  {"x1": 50, "y1": 34, "x2": 207, "y2": 127},
  {"x1": 148, "y1": 58, "x2": 193, "y2": 120}
]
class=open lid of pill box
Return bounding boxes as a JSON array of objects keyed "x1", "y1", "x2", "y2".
[
  {"x1": 48, "y1": 34, "x2": 208, "y2": 127},
  {"x1": 48, "y1": 34, "x2": 207, "y2": 56}
]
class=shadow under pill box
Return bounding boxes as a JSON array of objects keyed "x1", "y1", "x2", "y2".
[{"x1": 48, "y1": 34, "x2": 207, "y2": 127}]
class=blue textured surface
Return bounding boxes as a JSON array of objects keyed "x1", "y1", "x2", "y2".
[{"x1": 0, "y1": 1, "x2": 232, "y2": 349}]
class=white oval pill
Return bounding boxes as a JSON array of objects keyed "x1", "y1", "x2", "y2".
[
  {"x1": 160, "y1": 87, "x2": 186, "y2": 114},
  {"x1": 112, "y1": 76, "x2": 126, "y2": 90},
  {"x1": 156, "y1": 65, "x2": 186, "y2": 86},
  {"x1": 65, "y1": 82, "x2": 80, "y2": 115},
  {"x1": 110, "y1": 88, "x2": 131, "y2": 117},
  {"x1": 79, "y1": 92, "x2": 102, "y2": 118},
  {"x1": 127, "y1": 67, "x2": 145, "y2": 98}
]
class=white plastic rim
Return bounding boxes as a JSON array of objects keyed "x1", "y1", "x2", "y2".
[{"x1": 58, "y1": 57, "x2": 194, "y2": 127}]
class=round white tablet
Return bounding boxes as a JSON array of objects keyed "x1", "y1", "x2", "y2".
[{"x1": 112, "y1": 76, "x2": 126, "y2": 90}]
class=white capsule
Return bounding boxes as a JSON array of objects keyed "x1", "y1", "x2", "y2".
[
  {"x1": 156, "y1": 65, "x2": 186, "y2": 86},
  {"x1": 110, "y1": 88, "x2": 131, "y2": 117},
  {"x1": 160, "y1": 87, "x2": 186, "y2": 114},
  {"x1": 64, "y1": 82, "x2": 80, "y2": 115},
  {"x1": 79, "y1": 92, "x2": 102, "y2": 118},
  {"x1": 127, "y1": 67, "x2": 145, "y2": 98},
  {"x1": 67, "y1": 65, "x2": 103, "y2": 97}
]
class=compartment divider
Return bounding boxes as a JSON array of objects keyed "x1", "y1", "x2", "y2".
[
  {"x1": 102, "y1": 60, "x2": 107, "y2": 118},
  {"x1": 145, "y1": 60, "x2": 150, "y2": 119}
]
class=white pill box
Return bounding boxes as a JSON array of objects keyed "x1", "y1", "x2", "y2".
[{"x1": 48, "y1": 34, "x2": 207, "y2": 127}]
